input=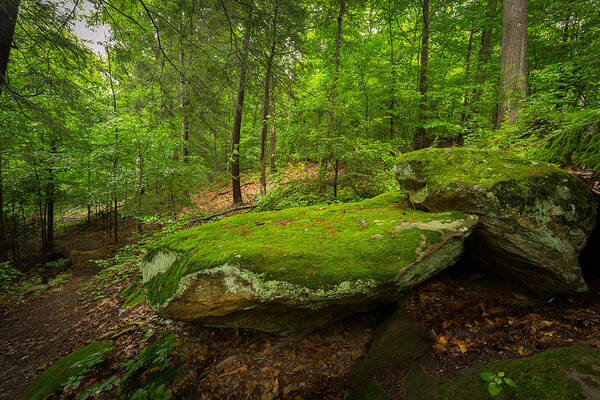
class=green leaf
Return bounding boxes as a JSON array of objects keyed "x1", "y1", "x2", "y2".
[
  {"x1": 498, "y1": 371, "x2": 504, "y2": 377},
  {"x1": 488, "y1": 382, "x2": 502, "y2": 397},
  {"x1": 503, "y1": 377, "x2": 517, "y2": 388},
  {"x1": 479, "y1": 372, "x2": 496, "y2": 382}
]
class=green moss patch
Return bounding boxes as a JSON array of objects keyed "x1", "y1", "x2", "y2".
[
  {"x1": 395, "y1": 147, "x2": 561, "y2": 193},
  {"x1": 22, "y1": 340, "x2": 113, "y2": 400},
  {"x1": 143, "y1": 191, "x2": 471, "y2": 309},
  {"x1": 407, "y1": 346, "x2": 600, "y2": 400}
]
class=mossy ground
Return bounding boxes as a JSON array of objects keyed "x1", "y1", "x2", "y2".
[
  {"x1": 22, "y1": 340, "x2": 113, "y2": 400},
  {"x1": 407, "y1": 346, "x2": 600, "y2": 400},
  {"x1": 144, "y1": 191, "x2": 469, "y2": 308}
]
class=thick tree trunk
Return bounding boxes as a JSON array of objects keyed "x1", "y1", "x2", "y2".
[
  {"x1": 473, "y1": 0, "x2": 496, "y2": 104},
  {"x1": 323, "y1": 0, "x2": 345, "y2": 167},
  {"x1": 0, "y1": 0, "x2": 19, "y2": 88},
  {"x1": 497, "y1": 0, "x2": 528, "y2": 128},
  {"x1": 230, "y1": 10, "x2": 252, "y2": 205},
  {"x1": 0, "y1": 0, "x2": 19, "y2": 261},
  {"x1": 414, "y1": 0, "x2": 430, "y2": 150},
  {"x1": 260, "y1": 3, "x2": 278, "y2": 195}
]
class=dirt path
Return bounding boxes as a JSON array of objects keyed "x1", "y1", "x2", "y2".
[{"x1": 0, "y1": 220, "x2": 139, "y2": 400}]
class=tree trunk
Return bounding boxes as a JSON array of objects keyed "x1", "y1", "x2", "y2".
[
  {"x1": 323, "y1": 0, "x2": 345, "y2": 167},
  {"x1": 460, "y1": 22, "x2": 475, "y2": 127},
  {"x1": 45, "y1": 143, "x2": 56, "y2": 254},
  {"x1": 107, "y1": 47, "x2": 119, "y2": 243},
  {"x1": 230, "y1": 8, "x2": 252, "y2": 205},
  {"x1": 497, "y1": 0, "x2": 528, "y2": 128},
  {"x1": 0, "y1": 0, "x2": 19, "y2": 89},
  {"x1": 414, "y1": 0, "x2": 430, "y2": 150},
  {"x1": 0, "y1": 0, "x2": 19, "y2": 261},
  {"x1": 260, "y1": 2, "x2": 278, "y2": 195},
  {"x1": 388, "y1": 0, "x2": 395, "y2": 140},
  {"x1": 0, "y1": 151, "x2": 7, "y2": 261},
  {"x1": 473, "y1": 0, "x2": 496, "y2": 104},
  {"x1": 269, "y1": 84, "x2": 276, "y2": 172},
  {"x1": 180, "y1": 48, "x2": 189, "y2": 162}
]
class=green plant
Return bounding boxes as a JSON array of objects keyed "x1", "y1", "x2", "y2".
[
  {"x1": 0, "y1": 262, "x2": 22, "y2": 290},
  {"x1": 479, "y1": 371, "x2": 517, "y2": 397}
]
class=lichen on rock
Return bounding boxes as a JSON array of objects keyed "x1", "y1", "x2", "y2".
[
  {"x1": 142, "y1": 191, "x2": 477, "y2": 334},
  {"x1": 395, "y1": 147, "x2": 599, "y2": 294}
]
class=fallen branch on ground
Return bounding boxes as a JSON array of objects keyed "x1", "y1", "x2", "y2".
[{"x1": 191, "y1": 205, "x2": 257, "y2": 223}]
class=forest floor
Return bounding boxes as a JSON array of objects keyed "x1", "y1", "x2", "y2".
[{"x1": 1, "y1": 165, "x2": 600, "y2": 400}]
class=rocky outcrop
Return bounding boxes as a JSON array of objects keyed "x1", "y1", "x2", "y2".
[
  {"x1": 395, "y1": 147, "x2": 599, "y2": 294},
  {"x1": 142, "y1": 192, "x2": 477, "y2": 335},
  {"x1": 407, "y1": 346, "x2": 600, "y2": 399}
]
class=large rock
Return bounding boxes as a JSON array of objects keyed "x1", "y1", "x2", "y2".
[
  {"x1": 407, "y1": 346, "x2": 600, "y2": 400},
  {"x1": 142, "y1": 192, "x2": 477, "y2": 335},
  {"x1": 395, "y1": 148, "x2": 599, "y2": 294}
]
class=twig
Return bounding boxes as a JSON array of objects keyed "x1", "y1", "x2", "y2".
[{"x1": 191, "y1": 205, "x2": 257, "y2": 223}]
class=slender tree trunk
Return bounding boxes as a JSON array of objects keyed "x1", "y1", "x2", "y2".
[
  {"x1": 460, "y1": 22, "x2": 475, "y2": 128},
  {"x1": 179, "y1": 46, "x2": 189, "y2": 162},
  {"x1": 107, "y1": 47, "x2": 119, "y2": 243},
  {"x1": 136, "y1": 154, "x2": 144, "y2": 232},
  {"x1": 0, "y1": 152, "x2": 7, "y2": 261},
  {"x1": 473, "y1": 0, "x2": 496, "y2": 104},
  {"x1": 323, "y1": 0, "x2": 345, "y2": 167},
  {"x1": 388, "y1": 0, "x2": 395, "y2": 140},
  {"x1": 497, "y1": 0, "x2": 528, "y2": 128},
  {"x1": 260, "y1": 2, "x2": 278, "y2": 195},
  {"x1": 269, "y1": 85, "x2": 276, "y2": 172},
  {"x1": 45, "y1": 143, "x2": 56, "y2": 254},
  {"x1": 0, "y1": 0, "x2": 20, "y2": 261},
  {"x1": 230, "y1": 8, "x2": 252, "y2": 205},
  {"x1": 414, "y1": 0, "x2": 430, "y2": 149}
]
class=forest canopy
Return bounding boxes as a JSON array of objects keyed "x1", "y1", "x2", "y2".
[{"x1": 1, "y1": 0, "x2": 599, "y2": 258}]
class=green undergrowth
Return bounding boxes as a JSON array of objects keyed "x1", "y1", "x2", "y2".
[
  {"x1": 468, "y1": 108, "x2": 600, "y2": 172},
  {"x1": 77, "y1": 333, "x2": 180, "y2": 400},
  {"x1": 1, "y1": 259, "x2": 72, "y2": 304},
  {"x1": 22, "y1": 340, "x2": 114, "y2": 400},
  {"x1": 407, "y1": 346, "x2": 600, "y2": 400},
  {"x1": 144, "y1": 191, "x2": 469, "y2": 308}
]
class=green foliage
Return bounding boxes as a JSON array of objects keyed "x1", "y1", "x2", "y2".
[
  {"x1": 22, "y1": 341, "x2": 113, "y2": 400},
  {"x1": 479, "y1": 371, "x2": 518, "y2": 398},
  {"x1": 46, "y1": 258, "x2": 70, "y2": 269},
  {"x1": 0, "y1": 262, "x2": 22, "y2": 290}
]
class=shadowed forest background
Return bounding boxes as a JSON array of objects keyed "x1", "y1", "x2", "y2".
[{"x1": 1, "y1": 0, "x2": 600, "y2": 399}]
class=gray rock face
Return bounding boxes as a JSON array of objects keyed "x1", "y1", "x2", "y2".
[{"x1": 395, "y1": 147, "x2": 599, "y2": 294}]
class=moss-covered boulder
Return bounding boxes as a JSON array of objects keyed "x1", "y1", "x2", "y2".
[
  {"x1": 407, "y1": 346, "x2": 600, "y2": 400},
  {"x1": 142, "y1": 192, "x2": 477, "y2": 334},
  {"x1": 22, "y1": 340, "x2": 113, "y2": 400},
  {"x1": 395, "y1": 148, "x2": 599, "y2": 294}
]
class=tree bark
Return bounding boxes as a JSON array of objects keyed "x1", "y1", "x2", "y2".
[
  {"x1": 497, "y1": 0, "x2": 528, "y2": 128},
  {"x1": 260, "y1": 2, "x2": 278, "y2": 195},
  {"x1": 323, "y1": 0, "x2": 345, "y2": 166},
  {"x1": 460, "y1": 21, "x2": 475, "y2": 127},
  {"x1": 0, "y1": 0, "x2": 19, "y2": 261},
  {"x1": 473, "y1": 0, "x2": 496, "y2": 104},
  {"x1": 269, "y1": 84, "x2": 276, "y2": 172},
  {"x1": 388, "y1": 0, "x2": 395, "y2": 140},
  {"x1": 179, "y1": 47, "x2": 189, "y2": 162},
  {"x1": 230, "y1": 7, "x2": 252, "y2": 205},
  {"x1": 413, "y1": 0, "x2": 430, "y2": 150},
  {"x1": 0, "y1": 151, "x2": 7, "y2": 261}
]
